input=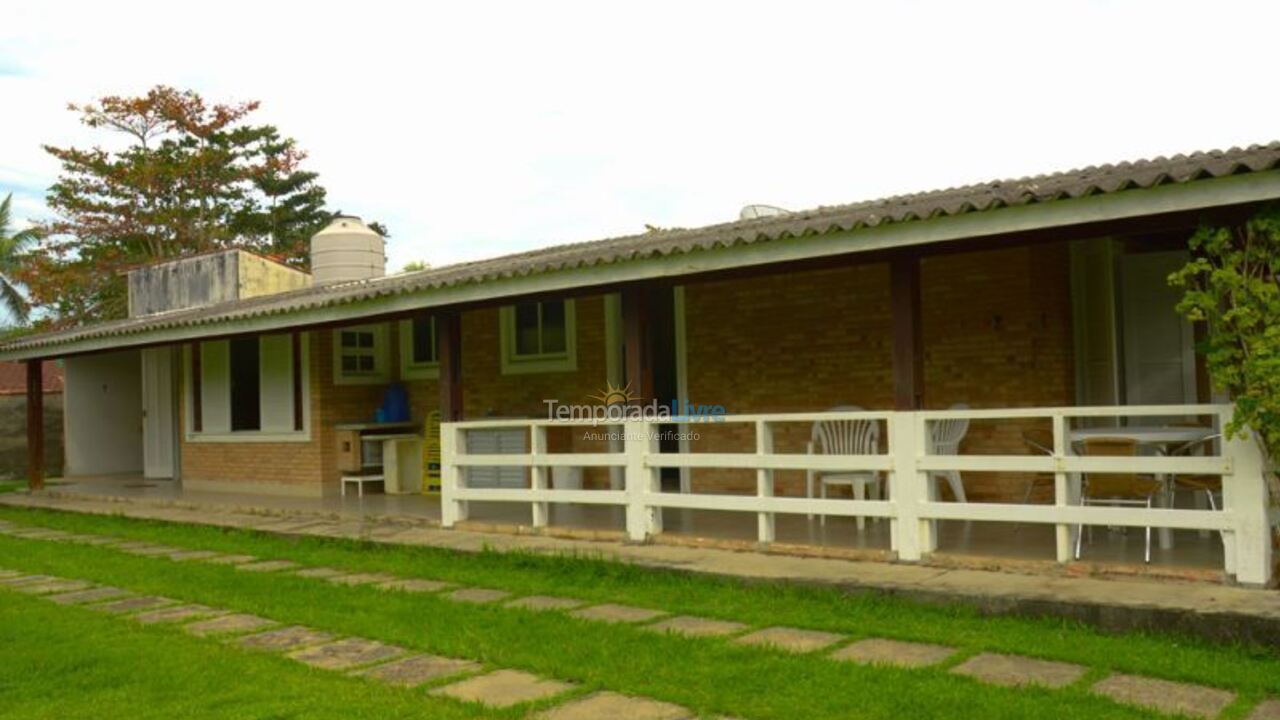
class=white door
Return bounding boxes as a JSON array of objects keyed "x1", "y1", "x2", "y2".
[
  {"x1": 1070, "y1": 239, "x2": 1121, "y2": 408},
  {"x1": 1120, "y1": 251, "x2": 1197, "y2": 406},
  {"x1": 141, "y1": 347, "x2": 176, "y2": 478}
]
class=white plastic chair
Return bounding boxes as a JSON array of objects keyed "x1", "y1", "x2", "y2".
[
  {"x1": 805, "y1": 406, "x2": 881, "y2": 530},
  {"x1": 928, "y1": 404, "x2": 969, "y2": 502}
]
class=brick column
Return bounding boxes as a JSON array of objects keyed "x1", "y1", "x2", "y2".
[
  {"x1": 891, "y1": 254, "x2": 924, "y2": 410},
  {"x1": 438, "y1": 310, "x2": 463, "y2": 422}
]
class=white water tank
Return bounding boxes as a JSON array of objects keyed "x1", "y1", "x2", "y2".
[{"x1": 310, "y1": 216, "x2": 386, "y2": 285}]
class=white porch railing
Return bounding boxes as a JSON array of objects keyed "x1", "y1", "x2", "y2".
[{"x1": 440, "y1": 404, "x2": 1274, "y2": 585}]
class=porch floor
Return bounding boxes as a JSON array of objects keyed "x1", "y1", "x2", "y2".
[{"x1": 42, "y1": 475, "x2": 1224, "y2": 578}]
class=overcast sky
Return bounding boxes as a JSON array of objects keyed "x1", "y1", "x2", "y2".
[{"x1": 2, "y1": 1, "x2": 1277, "y2": 271}]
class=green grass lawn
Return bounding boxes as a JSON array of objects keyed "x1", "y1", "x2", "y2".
[
  {"x1": 0, "y1": 591, "x2": 495, "y2": 720},
  {"x1": 0, "y1": 506, "x2": 1276, "y2": 719}
]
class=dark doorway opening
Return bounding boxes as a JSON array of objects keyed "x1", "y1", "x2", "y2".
[{"x1": 646, "y1": 286, "x2": 682, "y2": 491}]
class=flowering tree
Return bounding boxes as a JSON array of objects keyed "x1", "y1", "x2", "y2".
[{"x1": 17, "y1": 86, "x2": 330, "y2": 326}]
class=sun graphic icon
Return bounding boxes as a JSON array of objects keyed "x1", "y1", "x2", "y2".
[{"x1": 589, "y1": 381, "x2": 640, "y2": 406}]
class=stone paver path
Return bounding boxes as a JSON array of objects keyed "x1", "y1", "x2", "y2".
[
  {"x1": 16, "y1": 579, "x2": 92, "y2": 595},
  {"x1": 445, "y1": 587, "x2": 511, "y2": 604},
  {"x1": 294, "y1": 567, "x2": 345, "y2": 579},
  {"x1": 48, "y1": 586, "x2": 131, "y2": 606},
  {"x1": 1091, "y1": 674, "x2": 1235, "y2": 719},
  {"x1": 70, "y1": 535, "x2": 121, "y2": 546},
  {"x1": 327, "y1": 572, "x2": 397, "y2": 586},
  {"x1": 94, "y1": 595, "x2": 176, "y2": 615},
  {"x1": 430, "y1": 669, "x2": 574, "y2": 708},
  {"x1": 122, "y1": 544, "x2": 181, "y2": 556},
  {"x1": 536, "y1": 691, "x2": 692, "y2": 720},
  {"x1": 10, "y1": 529, "x2": 70, "y2": 540},
  {"x1": 236, "y1": 560, "x2": 300, "y2": 573},
  {"x1": 0, "y1": 574, "x2": 56, "y2": 586},
  {"x1": 0, "y1": 564, "x2": 692, "y2": 718},
  {"x1": 570, "y1": 603, "x2": 665, "y2": 624},
  {"x1": 238, "y1": 626, "x2": 334, "y2": 653},
  {"x1": 133, "y1": 604, "x2": 227, "y2": 625},
  {"x1": 354, "y1": 654, "x2": 480, "y2": 687},
  {"x1": 506, "y1": 595, "x2": 585, "y2": 612},
  {"x1": 951, "y1": 653, "x2": 1086, "y2": 689},
  {"x1": 204, "y1": 554, "x2": 257, "y2": 565},
  {"x1": 734, "y1": 627, "x2": 843, "y2": 654},
  {"x1": 645, "y1": 615, "x2": 747, "y2": 638},
  {"x1": 1250, "y1": 699, "x2": 1280, "y2": 720},
  {"x1": 378, "y1": 578, "x2": 452, "y2": 593},
  {"x1": 289, "y1": 638, "x2": 405, "y2": 670},
  {"x1": 830, "y1": 638, "x2": 957, "y2": 668},
  {"x1": 168, "y1": 550, "x2": 222, "y2": 561},
  {"x1": 184, "y1": 613, "x2": 277, "y2": 637}
]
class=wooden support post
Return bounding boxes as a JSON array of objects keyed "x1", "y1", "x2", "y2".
[
  {"x1": 891, "y1": 254, "x2": 925, "y2": 410},
  {"x1": 26, "y1": 360, "x2": 44, "y2": 491},
  {"x1": 621, "y1": 286, "x2": 655, "y2": 403},
  {"x1": 291, "y1": 332, "x2": 304, "y2": 432},
  {"x1": 438, "y1": 311, "x2": 463, "y2": 422},
  {"x1": 190, "y1": 341, "x2": 203, "y2": 433}
]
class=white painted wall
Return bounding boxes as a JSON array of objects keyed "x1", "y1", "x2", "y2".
[{"x1": 63, "y1": 350, "x2": 143, "y2": 476}]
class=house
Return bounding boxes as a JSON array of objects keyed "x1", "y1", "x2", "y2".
[{"x1": 4, "y1": 143, "x2": 1278, "y2": 586}]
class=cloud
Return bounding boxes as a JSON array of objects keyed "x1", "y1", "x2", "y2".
[{"x1": 3, "y1": 0, "x2": 1278, "y2": 271}]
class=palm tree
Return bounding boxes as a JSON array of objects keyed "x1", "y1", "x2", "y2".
[{"x1": 0, "y1": 193, "x2": 38, "y2": 323}]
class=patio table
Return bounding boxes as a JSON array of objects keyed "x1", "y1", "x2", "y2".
[
  {"x1": 1068, "y1": 426, "x2": 1215, "y2": 445},
  {"x1": 1066, "y1": 425, "x2": 1217, "y2": 550}
]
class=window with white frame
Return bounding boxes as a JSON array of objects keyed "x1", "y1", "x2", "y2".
[
  {"x1": 399, "y1": 315, "x2": 440, "y2": 379},
  {"x1": 499, "y1": 299, "x2": 577, "y2": 374},
  {"x1": 333, "y1": 324, "x2": 389, "y2": 384},
  {"x1": 187, "y1": 333, "x2": 309, "y2": 440}
]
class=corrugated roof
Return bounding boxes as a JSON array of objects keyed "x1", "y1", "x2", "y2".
[{"x1": 6, "y1": 141, "x2": 1280, "y2": 357}]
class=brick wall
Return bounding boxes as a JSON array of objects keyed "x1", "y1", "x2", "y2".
[
  {"x1": 682, "y1": 244, "x2": 1074, "y2": 500},
  {"x1": 178, "y1": 246, "x2": 1073, "y2": 501},
  {"x1": 180, "y1": 295, "x2": 615, "y2": 495}
]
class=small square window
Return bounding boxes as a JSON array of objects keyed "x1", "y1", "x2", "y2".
[
  {"x1": 333, "y1": 324, "x2": 388, "y2": 385},
  {"x1": 500, "y1": 300, "x2": 576, "y2": 374}
]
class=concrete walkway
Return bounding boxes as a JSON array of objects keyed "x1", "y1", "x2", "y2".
[{"x1": 4, "y1": 491, "x2": 1280, "y2": 645}]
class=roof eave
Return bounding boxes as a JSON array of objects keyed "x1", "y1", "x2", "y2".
[{"x1": 5, "y1": 167, "x2": 1280, "y2": 362}]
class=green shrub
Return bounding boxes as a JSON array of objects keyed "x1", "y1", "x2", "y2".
[{"x1": 1170, "y1": 206, "x2": 1280, "y2": 503}]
